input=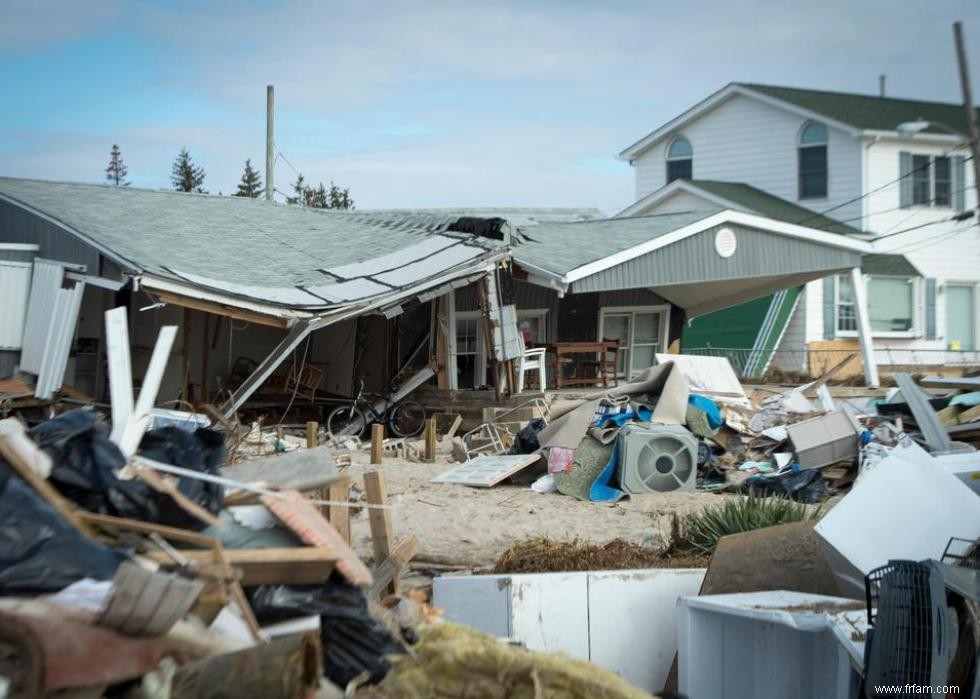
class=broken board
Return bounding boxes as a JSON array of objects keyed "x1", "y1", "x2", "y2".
[{"x1": 430, "y1": 454, "x2": 541, "y2": 488}]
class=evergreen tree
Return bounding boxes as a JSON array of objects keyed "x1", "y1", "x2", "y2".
[
  {"x1": 288, "y1": 174, "x2": 307, "y2": 205},
  {"x1": 234, "y1": 159, "x2": 263, "y2": 198},
  {"x1": 170, "y1": 148, "x2": 207, "y2": 193},
  {"x1": 327, "y1": 181, "x2": 354, "y2": 210},
  {"x1": 105, "y1": 144, "x2": 129, "y2": 186}
]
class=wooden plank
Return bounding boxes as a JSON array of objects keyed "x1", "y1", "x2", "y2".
[
  {"x1": 145, "y1": 547, "x2": 338, "y2": 586},
  {"x1": 152, "y1": 290, "x2": 288, "y2": 328},
  {"x1": 371, "y1": 423, "x2": 384, "y2": 464},
  {"x1": 306, "y1": 421, "x2": 318, "y2": 448},
  {"x1": 118, "y1": 325, "x2": 178, "y2": 457},
  {"x1": 131, "y1": 466, "x2": 224, "y2": 529},
  {"x1": 443, "y1": 414, "x2": 463, "y2": 445},
  {"x1": 78, "y1": 511, "x2": 219, "y2": 549},
  {"x1": 328, "y1": 480, "x2": 350, "y2": 545},
  {"x1": 919, "y1": 376, "x2": 980, "y2": 391},
  {"x1": 424, "y1": 417, "x2": 437, "y2": 463},
  {"x1": 958, "y1": 404, "x2": 980, "y2": 424},
  {"x1": 0, "y1": 432, "x2": 95, "y2": 537},
  {"x1": 105, "y1": 306, "x2": 134, "y2": 444},
  {"x1": 368, "y1": 534, "x2": 419, "y2": 600},
  {"x1": 363, "y1": 470, "x2": 394, "y2": 572}
]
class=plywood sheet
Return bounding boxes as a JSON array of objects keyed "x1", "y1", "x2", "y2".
[{"x1": 429, "y1": 454, "x2": 541, "y2": 487}]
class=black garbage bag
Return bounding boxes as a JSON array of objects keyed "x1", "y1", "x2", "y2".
[
  {"x1": 31, "y1": 409, "x2": 226, "y2": 531},
  {"x1": 508, "y1": 417, "x2": 547, "y2": 455},
  {"x1": 740, "y1": 468, "x2": 828, "y2": 504},
  {"x1": 0, "y1": 464, "x2": 127, "y2": 594},
  {"x1": 249, "y1": 580, "x2": 405, "y2": 687}
]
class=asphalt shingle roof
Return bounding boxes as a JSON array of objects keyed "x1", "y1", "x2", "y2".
[
  {"x1": 0, "y1": 178, "x2": 508, "y2": 304},
  {"x1": 740, "y1": 83, "x2": 979, "y2": 135},
  {"x1": 513, "y1": 209, "x2": 719, "y2": 276},
  {"x1": 860, "y1": 253, "x2": 921, "y2": 276},
  {"x1": 685, "y1": 180, "x2": 864, "y2": 236}
]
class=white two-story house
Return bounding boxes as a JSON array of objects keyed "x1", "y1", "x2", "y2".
[{"x1": 617, "y1": 82, "x2": 979, "y2": 375}]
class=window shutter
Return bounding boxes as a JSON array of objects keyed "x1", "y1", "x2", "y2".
[
  {"x1": 899, "y1": 151, "x2": 913, "y2": 208},
  {"x1": 822, "y1": 276, "x2": 836, "y2": 339},
  {"x1": 925, "y1": 278, "x2": 937, "y2": 340},
  {"x1": 953, "y1": 156, "x2": 966, "y2": 211}
]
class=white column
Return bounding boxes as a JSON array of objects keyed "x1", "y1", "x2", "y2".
[
  {"x1": 443, "y1": 291, "x2": 458, "y2": 391},
  {"x1": 850, "y1": 267, "x2": 880, "y2": 388}
]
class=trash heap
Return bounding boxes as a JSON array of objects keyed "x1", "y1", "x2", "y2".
[
  {"x1": 0, "y1": 408, "x2": 410, "y2": 698},
  {"x1": 438, "y1": 355, "x2": 980, "y2": 508}
]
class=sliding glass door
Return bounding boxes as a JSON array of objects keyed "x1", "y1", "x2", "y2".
[{"x1": 599, "y1": 306, "x2": 668, "y2": 379}]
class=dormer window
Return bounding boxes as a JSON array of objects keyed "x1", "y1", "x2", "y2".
[
  {"x1": 666, "y1": 136, "x2": 693, "y2": 183},
  {"x1": 798, "y1": 121, "x2": 828, "y2": 199}
]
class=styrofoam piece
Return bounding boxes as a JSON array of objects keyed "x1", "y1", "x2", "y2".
[
  {"x1": 935, "y1": 451, "x2": 980, "y2": 495},
  {"x1": 433, "y1": 568, "x2": 706, "y2": 694},
  {"x1": 677, "y1": 590, "x2": 868, "y2": 699},
  {"x1": 815, "y1": 451, "x2": 980, "y2": 597}
]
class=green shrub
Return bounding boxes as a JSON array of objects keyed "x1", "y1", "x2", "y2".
[{"x1": 673, "y1": 496, "x2": 821, "y2": 557}]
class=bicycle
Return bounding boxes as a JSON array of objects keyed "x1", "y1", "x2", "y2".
[{"x1": 326, "y1": 378, "x2": 427, "y2": 439}]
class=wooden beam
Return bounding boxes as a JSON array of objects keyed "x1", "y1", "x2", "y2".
[
  {"x1": 424, "y1": 416, "x2": 437, "y2": 463},
  {"x1": 78, "y1": 511, "x2": 219, "y2": 549},
  {"x1": 363, "y1": 470, "x2": 396, "y2": 594},
  {"x1": 181, "y1": 307, "x2": 191, "y2": 404},
  {"x1": 368, "y1": 534, "x2": 419, "y2": 600},
  {"x1": 105, "y1": 307, "x2": 134, "y2": 444},
  {"x1": 201, "y1": 313, "x2": 210, "y2": 403},
  {"x1": 327, "y1": 480, "x2": 350, "y2": 545},
  {"x1": 306, "y1": 421, "x2": 318, "y2": 448},
  {"x1": 152, "y1": 290, "x2": 289, "y2": 329},
  {"x1": 145, "y1": 547, "x2": 338, "y2": 586},
  {"x1": 370, "y1": 423, "x2": 384, "y2": 465}
]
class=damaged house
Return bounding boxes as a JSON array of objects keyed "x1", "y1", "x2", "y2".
[{"x1": 1, "y1": 175, "x2": 875, "y2": 418}]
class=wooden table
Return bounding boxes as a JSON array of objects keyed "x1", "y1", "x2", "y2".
[{"x1": 539, "y1": 341, "x2": 620, "y2": 389}]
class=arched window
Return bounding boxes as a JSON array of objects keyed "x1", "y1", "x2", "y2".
[
  {"x1": 798, "y1": 121, "x2": 828, "y2": 199},
  {"x1": 666, "y1": 136, "x2": 693, "y2": 183}
]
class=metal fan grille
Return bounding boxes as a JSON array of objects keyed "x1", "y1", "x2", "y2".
[{"x1": 633, "y1": 435, "x2": 695, "y2": 491}]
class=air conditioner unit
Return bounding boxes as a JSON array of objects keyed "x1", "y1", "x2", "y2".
[{"x1": 619, "y1": 423, "x2": 697, "y2": 493}]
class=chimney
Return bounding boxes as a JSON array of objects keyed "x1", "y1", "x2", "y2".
[
  {"x1": 879, "y1": 74, "x2": 886, "y2": 98},
  {"x1": 266, "y1": 85, "x2": 274, "y2": 202}
]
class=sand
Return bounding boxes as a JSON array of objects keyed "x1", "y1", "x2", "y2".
[{"x1": 340, "y1": 446, "x2": 735, "y2": 568}]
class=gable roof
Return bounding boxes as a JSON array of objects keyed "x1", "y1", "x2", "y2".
[
  {"x1": 619, "y1": 81, "x2": 978, "y2": 160},
  {"x1": 0, "y1": 177, "x2": 506, "y2": 310},
  {"x1": 739, "y1": 83, "x2": 978, "y2": 135},
  {"x1": 860, "y1": 253, "x2": 920, "y2": 277},
  {"x1": 618, "y1": 179, "x2": 866, "y2": 237}
]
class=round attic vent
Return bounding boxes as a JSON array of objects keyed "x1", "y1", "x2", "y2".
[{"x1": 714, "y1": 227, "x2": 737, "y2": 258}]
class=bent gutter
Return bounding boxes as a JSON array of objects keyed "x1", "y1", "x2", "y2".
[{"x1": 221, "y1": 249, "x2": 509, "y2": 417}]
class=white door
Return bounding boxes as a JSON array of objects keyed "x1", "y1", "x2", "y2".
[{"x1": 947, "y1": 285, "x2": 976, "y2": 350}]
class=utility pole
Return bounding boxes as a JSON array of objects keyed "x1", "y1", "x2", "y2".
[
  {"x1": 953, "y1": 22, "x2": 980, "y2": 218},
  {"x1": 266, "y1": 85, "x2": 274, "y2": 202}
]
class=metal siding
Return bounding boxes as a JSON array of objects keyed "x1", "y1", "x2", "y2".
[
  {"x1": 0, "y1": 262, "x2": 33, "y2": 349},
  {"x1": 35, "y1": 281, "x2": 85, "y2": 399},
  {"x1": 0, "y1": 200, "x2": 100, "y2": 272},
  {"x1": 0, "y1": 351, "x2": 19, "y2": 377},
  {"x1": 19, "y1": 259, "x2": 65, "y2": 373},
  {"x1": 571, "y1": 224, "x2": 861, "y2": 293}
]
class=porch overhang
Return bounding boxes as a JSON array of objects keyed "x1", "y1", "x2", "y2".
[{"x1": 515, "y1": 209, "x2": 871, "y2": 317}]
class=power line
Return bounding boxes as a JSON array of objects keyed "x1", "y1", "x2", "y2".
[
  {"x1": 887, "y1": 221, "x2": 975, "y2": 254},
  {"x1": 793, "y1": 150, "x2": 973, "y2": 228},
  {"x1": 873, "y1": 210, "x2": 975, "y2": 242}
]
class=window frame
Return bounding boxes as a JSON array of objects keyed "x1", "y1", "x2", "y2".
[
  {"x1": 597, "y1": 304, "x2": 671, "y2": 379},
  {"x1": 903, "y1": 152, "x2": 956, "y2": 209},
  {"x1": 944, "y1": 281, "x2": 980, "y2": 351},
  {"x1": 665, "y1": 135, "x2": 693, "y2": 184},
  {"x1": 798, "y1": 121, "x2": 829, "y2": 200},
  {"x1": 835, "y1": 274, "x2": 920, "y2": 339}
]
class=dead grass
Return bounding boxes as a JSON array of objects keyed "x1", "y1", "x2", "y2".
[{"x1": 493, "y1": 537, "x2": 709, "y2": 574}]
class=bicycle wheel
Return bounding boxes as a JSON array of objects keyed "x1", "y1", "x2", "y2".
[
  {"x1": 389, "y1": 400, "x2": 426, "y2": 437},
  {"x1": 327, "y1": 405, "x2": 366, "y2": 438}
]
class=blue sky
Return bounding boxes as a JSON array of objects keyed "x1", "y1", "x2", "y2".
[{"x1": 1, "y1": 0, "x2": 978, "y2": 213}]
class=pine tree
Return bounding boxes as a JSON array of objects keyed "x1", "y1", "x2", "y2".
[
  {"x1": 105, "y1": 144, "x2": 129, "y2": 186},
  {"x1": 170, "y1": 148, "x2": 207, "y2": 193},
  {"x1": 327, "y1": 181, "x2": 354, "y2": 210},
  {"x1": 234, "y1": 159, "x2": 263, "y2": 198},
  {"x1": 288, "y1": 174, "x2": 307, "y2": 205}
]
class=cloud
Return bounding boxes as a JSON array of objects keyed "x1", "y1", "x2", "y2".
[{"x1": 0, "y1": 0, "x2": 124, "y2": 53}]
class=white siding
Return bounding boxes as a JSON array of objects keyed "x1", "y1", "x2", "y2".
[
  {"x1": 640, "y1": 190, "x2": 723, "y2": 214},
  {"x1": 803, "y1": 278, "x2": 825, "y2": 344},
  {"x1": 0, "y1": 261, "x2": 32, "y2": 349},
  {"x1": 863, "y1": 136, "x2": 979, "y2": 352},
  {"x1": 632, "y1": 94, "x2": 865, "y2": 223}
]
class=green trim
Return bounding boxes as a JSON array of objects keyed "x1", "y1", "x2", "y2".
[{"x1": 744, "y1": 286, "x2": 803, "y2": 377}]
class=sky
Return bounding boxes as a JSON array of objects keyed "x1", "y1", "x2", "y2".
[{"x1": 1, "y1": 1, "x2": 978, "y2": 214}]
